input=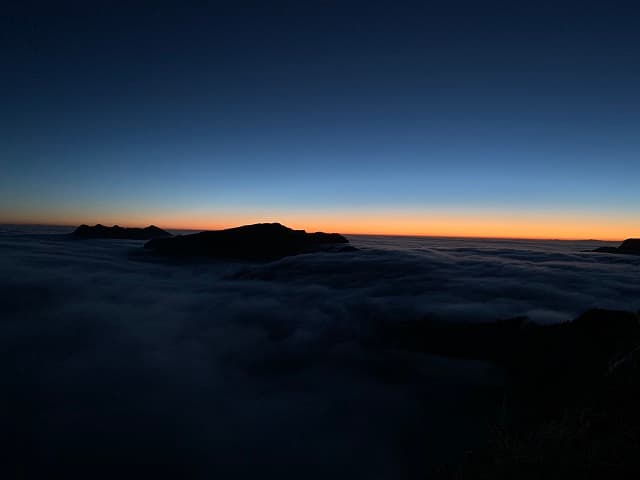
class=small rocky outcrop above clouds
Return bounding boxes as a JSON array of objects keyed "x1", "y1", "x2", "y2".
[
  {"x1": 594, "y1": 238, "x2": 640, "y2": 255},
  {"x1": 73, "y1": 224, "x2": 172, "y2": 240},
  {"x1": 144, "y1": 222, "x2": 355, "y2": 260}
]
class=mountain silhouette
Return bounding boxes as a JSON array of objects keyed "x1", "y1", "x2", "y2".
[
  {"x1": 388, "y1": 309, "x2": 640, "y2": 478},
  {"x1": 73, "y1": 224, "x2": 172, "y2": 240},
  {"x1": 144, "y1": 222, "x2": 354, "y2": 260},
  {"x1": 594, "y1": 238, "x2": 640, "y2": 255}
]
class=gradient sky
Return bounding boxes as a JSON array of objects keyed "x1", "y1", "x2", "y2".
[{"x1": 2, "y1": 0, "x2": 639, "y2": 239}]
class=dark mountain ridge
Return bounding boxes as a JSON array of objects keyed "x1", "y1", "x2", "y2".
[
  {"x1": 594, "y1": 238, "x2": 640, "y2": 255},
  {"x1": 144, "y1": 222, "x2": 354, "y2": 260},
  {"x1": 73, "y1": 224, "x2": 172, "y2": 240},
  {"x1": 377, "y1": 309, "x2": 640, "y2": 478}
]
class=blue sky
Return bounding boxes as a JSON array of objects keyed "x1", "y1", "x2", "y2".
[{"x1": 2, "y1": 1, "x2": 639, "y2": 237}]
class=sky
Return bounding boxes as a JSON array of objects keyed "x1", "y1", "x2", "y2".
[{"x1": 1, "y1": 0, "x2": 639, "y2": 239}]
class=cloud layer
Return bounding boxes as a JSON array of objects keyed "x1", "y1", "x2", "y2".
[{"x1": 1, "y1": 228, "x2": 638, "y2": 478}]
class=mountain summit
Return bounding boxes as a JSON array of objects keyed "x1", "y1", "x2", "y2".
[
  {"x1": 594, "y1": 238, "x2": 640, "y2": 255},
  {"x1": 73, "y1": 224, "x2": 172, "y2": 240},
  {"x1": 144, "y1": 222, "x2": 354, "y2": 260}
]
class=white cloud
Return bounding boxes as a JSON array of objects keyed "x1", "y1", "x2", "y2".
[{"x1": 1, "y1": 231, "x2": 638, "y2": 478}]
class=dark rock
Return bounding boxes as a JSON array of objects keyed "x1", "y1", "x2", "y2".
[
  {"x1": 418, "y1": 310, "x2": 640, "y2": 478},
  {"x1": 144, "y1": 222, "x2": 353, "y2": 260},
  {"x1": 378, "y1": 308, "x2": 640, "y2": 374},
  {"x1": 378, "y1": 308, "x2": 640, "y2": 432},
  {"x1": 619, "y1": 238, "x2": 640, "y2": 252},
  {"x1": 73, "y1": 224, "x2": 172, "y2": 240},
  {"x1": 594, "y1": 238, "x2": 640, "y2": 255}
]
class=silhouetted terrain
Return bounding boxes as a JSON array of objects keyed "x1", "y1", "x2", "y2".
[
  {"x1": 377, "y1": 309, "x2": 640, "y2": 478},
  {"x1": 379, "y1": 309, "x2": 639, "y2": 367},
  {"x1": 73, "y1": 224, "x2": 172, "y2": 240},
  {"x1": 144, "y1": 222, "x2": 355, "y2": 260},
  {"x1": 594, "y1": 238, "x2": 640, "y2": 255}
]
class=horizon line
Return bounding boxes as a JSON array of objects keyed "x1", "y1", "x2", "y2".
[{"x1": 0, "y1": 221, "x2": 627, "y2": 243}]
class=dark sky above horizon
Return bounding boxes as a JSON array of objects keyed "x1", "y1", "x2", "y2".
[{"x1": 2, "y1": 0, "x2": 639, "y2": 238}]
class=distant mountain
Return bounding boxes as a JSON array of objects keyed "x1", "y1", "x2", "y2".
[
  {"x1": 144, "y1": 222, "x2": 355, "y2": 260},
  {"x1": 73, "y1": 224, "x2": 172, "y2": 240},
  {"x1": 594, "y1": 238, "x2": 640, "y2": 255}
]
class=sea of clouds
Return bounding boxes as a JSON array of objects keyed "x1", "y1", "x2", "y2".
[{"x1": 2, "y1": 225, "x2": 639, "y2": 478}]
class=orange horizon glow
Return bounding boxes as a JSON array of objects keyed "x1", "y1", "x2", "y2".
[{"x1": 2, "y1": 208, "x2": 637, "y2": 241}]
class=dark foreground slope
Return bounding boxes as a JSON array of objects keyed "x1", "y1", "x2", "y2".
[
  {"x1": 144, "y1": 222, "x2": 354, "y2": 260},
  {"x1": 73, "y1": 224, "x2": 172, "y2": 240},
  {"x1": 378, "y1": 309, "x2": 640, "y2": 478},
  {"x1": 594, "y1": 238, "x2": 640, "y2": 255}
]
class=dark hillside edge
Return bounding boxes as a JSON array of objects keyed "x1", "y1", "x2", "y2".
[
  {"x1": 144, "y1": 222, "x2": 355, "y2": 260},
  {"x1": 594, "y1": 238, "x2": 640, "y2": 255},
  {"x1": 376, "y1": 309, "x2": 640, "y2": 478},
  {"x1": 73, "y1": 224, "x2": 172, "y2": 240}
]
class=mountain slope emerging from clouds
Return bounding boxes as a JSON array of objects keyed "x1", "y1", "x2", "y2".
[{"x1": 144, "y1": 222, "x2": 353, "y2": 260}]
